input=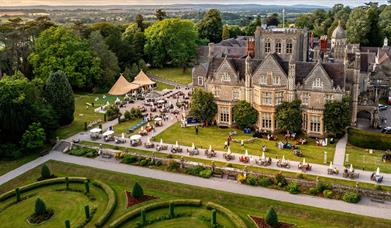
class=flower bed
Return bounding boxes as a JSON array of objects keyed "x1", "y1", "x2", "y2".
[
  {"x1": 125, "y1": 191, "x2": 158, "y2": 208},
  {"x1": 250, "y1": 215, "x2": 294, "y2": 228}
]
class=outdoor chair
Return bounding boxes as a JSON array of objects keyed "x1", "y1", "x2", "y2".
[
  {"x1": 224, "y1": 153, "x2": 235, "y2": 161},
  {"x1": 293, "y1": 149, "x2": 303, "y2": 157},
  {"x1": 239, "y1": 156, "x2": 249, "y2": 163}
]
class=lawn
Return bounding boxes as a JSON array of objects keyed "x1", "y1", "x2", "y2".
[
  {"x1": 155, "y1": 123, "x2": 336, "y2": 165},
  {"x1": 0, "y1": 181, "x2": 107, "y2": 227},
  {"x1": 112, "y1": 118, "x2": 142, "y2": 137},
  {"x1": 0, "y1": 154, "x2": 39, "y2": 176},
  {"x1": 55, "y1": 93, "x2": 123, "y2": 139},
  {"x1": 155, "y1": 81, "x2": 175, "y2": 91},
  {"x1": 1, "y1": 161, "x2": 390, "y2": 228},
  {"x1": 345, "y1": 144, "x2": 391, "y2": 174},
  {"x1": 149, "y1": 67, "x2": 192, "y2": 85}
]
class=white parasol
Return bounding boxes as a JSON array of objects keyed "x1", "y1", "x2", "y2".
[
  {"x1": 160, "y1": 138, "x2": 163, "y2": 146},
  {"x1": 192, "y1": 143, "x2": 195, "y2": 150},
  {"x1": 329, "y1": 161, "x2": 333, "y2": 169},
  {"x1": 130, "y1": 134, "x2": 142, "y2": 140},
  {"x1": 261, "y1": 152, "x2": 266, "y2": 160},
  {"x1": 376, "y1": 167, "x2": 380, "y2": 176},
  {"x1": 141, "y1": 126, "x2": 144, "y2": 131},
  {"x1": 147, "y1": 122, "x2": 151, "y2": 127},
  {"x1": 147, "y1": 137, "x2": 151, "y2": 144},
  {"x1": 90, "y1": 128, "x2": 102, "y2": 133},
  {"x1": 282, "y1": 155, "x2": 286, "y2": 163},
  {"x1": 155, "y1": 117, "x2": 162, "y2": 121},
  {"x1": 349, "y1": 164, "x2": 354, "y2": 172},
  {"x1": 115, "y1": 97, "x2": 121, "y2": 103},
  {"x1": 121, "y1": 133, "x2": 125, "y2": 139},
  {"x1": 227, "y1": 147, "x2": 231, "y2": 154},
  {"x1": 302, "y1": 158, "x2": 306, "y2": 165},
  {"x1": 157, "y1": 100, "x2": 165, "y2": 104},
  {"x1": 245, "y1": 149, "x2": 248, "y2": 157},
  {"x1": 103, "y1": 130, "x2": 114, "y2": 136},
  {"x1": 209, "y1": 145, "x2": 212, "y2": 151},
  {"x1": 106, "y1": 101, "x2": 110, "y2": 106},
  {"x1": 175, "y1": 141, "x2": 179, "y2": 148}
]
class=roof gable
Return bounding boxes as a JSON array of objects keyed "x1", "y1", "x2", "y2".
[
  {"x1": 214, "y1": 57, "x2": 239, "y2": 84},
  {"x1": 303, "y1": 63, "x2": 334, "y2": 91},
  {"x1": 252, "y1": 54, "x2": 288, "y2": 86}
]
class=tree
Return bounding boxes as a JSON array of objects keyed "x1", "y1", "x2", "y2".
[
  {"x1": 89, "y1": 31, "x2": 119, "y2": 90},
  {"x1": 20, "y1": 122, "x2": 46, "y2": 152},
  {"x1": 155, "y1": 9, "x2": 167, "y2": 21},
  {"x1": 265, "y1": 207, "x2": 278, "y2": 228},
  {"x1": 35, "y1": 198, "x2": 47, "y2": 215},
  {"x1": 233, "y1": 101, "x2": 258, "y2": 129},
  {"x1": 379, "y1": 6, "x2": 391, "y2": 41},
  {"x1": 135, "y1": 14, "x2": 144, "y2": 31},
  {"x1": 189, "y1": 88, "x2": 217, "y2": 124},
  {"x1": 276, "y1": 100, "x2": 302, "y2": 133},
  {"x1": 222, "y1": 24, "x2": 230, "y2": 40},
  {"x1": 145, "y1": 18, "x2": 198, "y2": 69},
  {"x1": 44, "y1": 71, "x2": 75, "y2": 126},
  {"x1": 266, "y1": 13, "x2": 280, "y2": 27},
  {"x1": 132, "y1": 182, "x2": 144, "y2": 199},
  {"x1": 198, "y1": 9, "x2": 223, "y2": 43},
  {"x1": 28, "y1": 26, "x2": 101, "y2": 91},
  {"x1": 227, "y1": 25, "x2": 243, "y2": 38},
  {"x1": 244, "y1": 15, "x2": 262, "y2": 35},
  {"x1": 41, "y1": 164, "x2": 51, "y2": 179},
  {"x1": 366, "y1": 3, "x2": 383, "y2": 46},
  {"x1": 122, "y1": 23, "x2": 144, "y2": 66},
  {"x1": 324, "y1": 97, "x2": 351, "y2": 137},
  {"x1": 106, "y1": 105, "x2": 121, "y2": 121},
  {"x1": 346, "y1": 7, "x2": 370, "y2": 44}
]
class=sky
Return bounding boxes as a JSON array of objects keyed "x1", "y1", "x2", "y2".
[{"x1": 1, "y1": 0, "x2": 389, "y2": 7}]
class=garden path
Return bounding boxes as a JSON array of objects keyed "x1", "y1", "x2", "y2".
[{"x1": 333, "y1": 134, "x2": 347, "y2": 167}]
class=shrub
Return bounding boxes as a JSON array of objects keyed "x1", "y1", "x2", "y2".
[
  {"x1": 132, "y1": 182, "x2": 144, "y2": 199},
  {"x1": 342, "y1": 192, "x2": 361, "y2": 203},
  {"x1": 106, "y1": 105, "x2": 121, "y2": 121},
  {"x1": 245, "y1": 174, "x2": 258, "y2": 186},
  {"x1": 323, "y1": 190, "x2": 333, "y2": 198},
  {"x1": 124, "y1": 111, "x2": 132, "y2": 120},
  {"x1": 316, "y1": 182, "x2": 332, "y2": 193},
  {"x1": 15, "y1": 188, "x2": 21, "y2": 202},
  {"x1": 296, "y1": 173, "x2": 304, "y2": 179},
  {"x1": 199, "y1": 169, "x2": 213, "y2": 178},
  {"x1": 167, "y1": 161, "x2": 180, "y2": 171},
  {"x1": 41, "y1": 164, "x2": 51, "y2": 179},
  {"x1": 226, "y1": 163, "x2": 233, "y2": 168},
  {"x1": 169, "y1": 203, "x2": 175, "y2": 218},
  {"x1": 122, "y1": 155, "x2": 138, "y2": 164},
  {"x1": 258, "y1": 177, "x2": 273, "y2": 187},
  {"x1": 185, "y1": 165, "x2": 206, "y2": 176},
  {"x1": 139, "y1": 159, "x2": 148, "y2": 166},
  {"x1": 153, "y1": 160, "x2": 162, "y2": 166},
  {"x1": 236, "y1": 174, "x2": 246, "y2": 183},
  {"x1": 85, "y1": 180, "x2": 90, "y2": 193},
  {"x1": 265, "y1": 207, "x2": 278, "y2": 228},
  {"x1": 287, "y1": 182, "x2": 300, "y2": 194},
  {"x1": 211, "y1": 209, "x2": 217, "y2": 226},
  {"x1": 274, "y1": 173, "x2": 287, "y2": 187},
  {"x1": 309, "y1": 187, "x2": 318, "y2": 195},
  {"x1": 348, "y1": 127, "x2": 391, "y2": 150},
  {"x1": 35, "y1": 198, "x2": 47, "y2": 215},
  {"x1": 69, "y1": 147, "x2": 96, "y2": 157}
]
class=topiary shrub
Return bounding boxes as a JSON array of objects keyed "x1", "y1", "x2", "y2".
[
  {"x1": 84, "y1": 205, "x2": 90, "y2": 219},
  {"x1": 169, "y1": 202, "x2": 175, "y2": 218},
  {"x1": 287, "y1": 182, "x2": 300, "y2": 194},
  {"x1": 140, "y1": 209, "x2": 146, "y2": 225},
  {"x1": 274, "y1": 173, "x2": 287, "y2": 187},
  {"x1": 342, "y1": 192, "x2": 361, "y2": 203},
  {"x1": 323, "y1": 190, "x2": 333, "y2": 198},
  {"x1": 185, "y1": 166, "x2": 206, "y2": 176},
  {"x1": 40, "y1": 164, "x2": 52, "y2": 180},
  {"x1": 265, "y1": 207, "x2": 278, "y2": 228},
  {"x1": 258, "y1": 176, "x2": 273, "y2": 187},
  {"x1": 132, "y1": 182, "x2": 144, "y2": 199},
  {"x1": 15, "y1": 188, "x2": 21, "y2": 202},
  {"x1": 211, "y1": 209, "x2": 217, "y2": 226},
  {"x1": 85, "y1": 180, "x2": 90, "y2": 193},
  {"x1": 65, "y1": 220, "x2": 70, "y2": 228},
  {"x1": 28, "y1": 198, "x2": 54, "y2": 224},
  {"x1": 245, "y1": 174, "x2": 258, "y2": 186},
  {"x1": 122, "y1": 155, "x2": 138, "y2": 164}
]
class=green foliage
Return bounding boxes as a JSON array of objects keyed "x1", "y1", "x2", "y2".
[
  {"x1": 44, "y1": 71, "x2": 75, "y2": 125},
  {"x1": 309, "y1": 188, "x2": 318, "y2": 195},
  {"x1": 168, "y1": 202, "x2": 175, "y2": 218},
  {"x1": 346, "y1": 7, "x2": 370, "y2": 44},
  {"x1": 167, "y1": 160, "x2": 180, "y2": 171},
  {"x1": 65, "y1": 177, "x2": 69, "y2": 190},
  {"x1": 34, "y1": 198, "x2": 47, "y2": 215},
  {"x1": 274, "y1": 173, "x2": 288, "y2": 187},
  {"x1": 41, "y1": 164, "x2": 51, "y2": 179},
  {"x1": 323, "y1": 190, "x2": 333, "y2": 198},
  {"x1": 258, "y1": 176, "x2": 273, "y2": 187},
  {"x1": 85, "y1": 205, "x2": 90, "y2": 219},
  {"x1": 69, "y1": 147, "x2": 97, "y2": 157},
  {"x1": 132, "y1": 182, "x2": 144, "y2": 199},
  {"x1": 198, "y1": 9, "x2": 223, "y2": 43},
  {"x1": 245, "y1": 174, "x2": 258, "y2": 186},
  {"x1": 315, "y1": 182, "x2": 332, "y2": 193},
  {"x1": 89, "y1": 31, "x2": 119, "y2": 90},
  {"x1": 106, "y1": 105, "x2": 121, "y2": 121},
  {"x1": 211, "y1": 209, "x2": 217, "y2": 226},
  {"x1": 141, "y1": 209, "x2": 146, "y2": 224},
  {"x1": 145, "y1": 18, "x2": 198, "y2": 68},
  {"x1": 199, "y1": 169, "x2": 213, "y2": 178},
  {"x1": 20, "y1": 122, "x2": 46, "y2": 152},
  {"x1": 155, "y1": 9, "x2": 167, "y2": 21},
  {"x1": 190, "y1": 88, "x2": 217, "y2": 123},
  {"x1": 227, "y1": 25, "x2": 243, "y2": 38},
  {"x1": 379, "y1": 6, "x2": 391, "y2": 40},
  {"x1": 266, "y1": 13, "x2": 280, "y2": 27},
  {"x1": 244, "y1": 15, "x2": 262, "y2": 35},
  {"x1": 185, "y1": 166, "x2": 212, "y2": 178},
  {"x1": 324, "y1": 97, "x2": 351, "y2": 137},
  {"x1": 122, "y1": 154, "x2": 139, "y2": 164},
  {"x1": 276, "y1": 99, "x2": 302, "y2": 133},
  {"x1": 15, "y1": 188, "x2": 21, "y2": 202},
  {"x1": 265, "y1": 207, "x2": 279, "y2": 228},
  {"x1": 85, "y1": 179, "x2": 90, "y2": 193},
  {"x1": 232, "y1": 101, "x2": 258, "y2": 129},
  {"x1": 342, "y1": 191, "x2": 361, "y2": 203},
  {"x1": 348, "y1": 128, "x2": 391, "y2": 150},
  {"x1": 287, "y1": 181, "x2": 301, "y2": 194},
  {"x1": 65, "y1": 220, "x2": 70, "y2": 228},
  {"x1": 28, "y1": 26, "x2": 101, "y2": 91},
  {"x1": 222, "y1": 24, "x2": 230, "y2": 40}
]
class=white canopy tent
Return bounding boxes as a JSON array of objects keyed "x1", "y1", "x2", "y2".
[
  {"x1": 103, "y1": 130, "x2": 114, "y2": 136},
  {"x1": 130, "y1": 135, "x2": 142, "y2": 140},
  {"x1": 90, "y1": 128, "x2": 102, "y2": 133}
]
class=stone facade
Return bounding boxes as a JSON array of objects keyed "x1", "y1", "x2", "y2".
[{"x1": 193, "y1": 26, "x2": 390, "y2": 136}]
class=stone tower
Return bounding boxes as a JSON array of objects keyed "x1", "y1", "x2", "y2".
[{"x1": 331, "y1": 21, "x2": 347, "y2": 62}]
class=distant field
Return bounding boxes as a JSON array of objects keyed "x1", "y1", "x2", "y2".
[{"x1": 149, "y1": 67, "x2": 192, "y2": 85}]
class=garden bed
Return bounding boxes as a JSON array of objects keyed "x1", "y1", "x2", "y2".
[
  {"x1": 250, "y1": 215, "x2": 294, "y2": 228},
  {"x1": 125, "y1": 191, "x2": 158, "y2": 208}
]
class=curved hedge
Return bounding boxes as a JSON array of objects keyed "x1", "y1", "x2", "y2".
[
  {"x1": 109, "y1": 199, "x2": 202, "y2": 227},
  {"x1": 0, "y1": 177, "x2": 87, "y2": 201},
  {"x1": 92, "y1": 180, "x2": 117, "y2": 227},
  {"x1": 348, "y1": 128, "x2": 391, "y2": 150},
  {"x1": 206, "y1": 202, "x2": 247, "y2": 228}
]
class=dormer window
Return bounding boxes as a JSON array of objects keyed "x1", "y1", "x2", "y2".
[
  {"x1": 272, "y1": 75, "x2": 280, "y2": 85},
  {"x1": 197, "y1": 76, "x2": 203, "y2": 86},
  {"x1": 260, "y1": 75, "x2": 267, "y2": 85},
  {"x1": 222, "y1": 72, "x2": 231, "y2": 82},
  {"x1": 312, "y1": 78, "x2": 323, "y2": 89}
]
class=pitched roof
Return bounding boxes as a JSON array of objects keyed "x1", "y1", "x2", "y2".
[
  {"x1": 132, "y1": 70, "x2": 156, "y2": 86},
  {"x1": 108, "y1": 74, "x2": 140, "y2": 96}
]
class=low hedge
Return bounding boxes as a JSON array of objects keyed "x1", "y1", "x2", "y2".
[
  {"x1": 206, "y1": 202, "x2": 247, "y2": 228},
  {"x1": 348, "y1": 128, "x2": 391, "y2": 150},
  {"x1": 0, "y1": 177, "x2": 87, "y2": 201},
  {"x1": 109, "y1": 199, "x2": 202, "y2": 227},
  {"x1": 93, "y1": 180, "x2": 117, "y2": 227}
]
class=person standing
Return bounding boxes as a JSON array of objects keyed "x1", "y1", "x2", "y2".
[{"x1": 195, "y1": 125, "x2": 199, "y2": 135}]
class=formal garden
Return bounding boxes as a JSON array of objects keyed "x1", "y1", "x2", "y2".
[{"x1": 1, "y1": 161, "x2": 391, "y2": 228}]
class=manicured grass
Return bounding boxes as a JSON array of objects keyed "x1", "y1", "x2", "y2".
[
  {"x1": 0, "y1": 154, "x2": 39, "y2": 176},
  {"x1": 156, "y1": 123, "x2": 336, "y2": 165},
  {"x1": 345, "y1": 144, "x2": 391, "y2": 174},
  {"x1": 155, "y1": 81, "x2": 175, "y2": 91},
  {"x1": 149, "y1": 68, "x2": 192, "y2": 85},
  {"x1": 1, "y1": 161, "x2": 390, "y2": 228},
  {"x1": 79, "y1": 140, "x2": 391, "y2": 192},
  {"x1": 0, "y1": 181, "x2": 107, "y2": 227},
  {"x1": 111, "y1": 118, "x2": 142, "y2": 137},
  {"x1": 55, "y1": 93, "x2": 123, "y2": 139}
]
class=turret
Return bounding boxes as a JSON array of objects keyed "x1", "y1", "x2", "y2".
[
  {"x1": 245, "y1": 55, "x2": 252, "y2": 103},
  {"x1": 254, "y1": 26, "x2": 262, "y2": 59}
]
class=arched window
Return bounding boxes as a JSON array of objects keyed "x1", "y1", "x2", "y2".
[
  {"x1": 286, "y1": 39, "x2": 293, "y2": 54},
  {"x1": 275, "y1": 39, "x2": 282, "y2": 54},
  {"x1": 265, "y1": 38, "x2": 271, "y2": 53}
]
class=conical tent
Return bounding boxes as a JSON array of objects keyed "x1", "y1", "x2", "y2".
[{"x1": 108, "y1": 74, "x2": 140, "y2": 95}]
